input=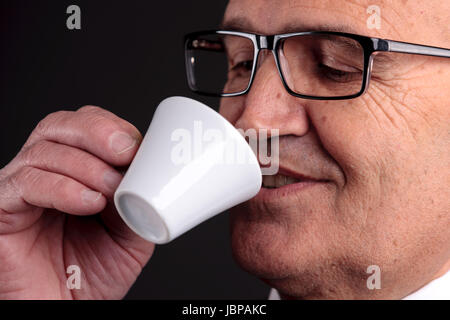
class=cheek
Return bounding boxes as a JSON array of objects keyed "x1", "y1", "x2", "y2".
[
  {"x1": 309, "y1": 99, "x2": 385, "y2": 183},
  {"x1": 310, "y1": 91, "x2": 447, "y2": 251},
  {"x1": 308, "y1": 98, "x2": 404, "y2": 227}
]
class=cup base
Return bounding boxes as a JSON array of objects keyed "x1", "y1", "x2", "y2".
[{"x1": 116, "y1": 193, "x2": 169, "y2": 243}]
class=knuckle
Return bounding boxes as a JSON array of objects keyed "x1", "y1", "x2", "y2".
[
  {"x1": 77, "y1": 105, "x2": 103, "y2": 113},
  {"x1": 78, "y1": 106, "x2": 141, "y2": 142},
  {"x1": 0, "y1": 167, "x2": 6, "y2": 183},
  {"x1": 78, "y1": 105, "x2": 131, "y2": 133},
  {"x1": 68, "y1": 148, "x2": 104, "y2": 176},
  {"x1": 10, "y1": 166, "x2": 35, "y2": 194},
  {"x1": 33, "y1": 111, "x2": 69, "y2": 137},
  {"x1": 76, "y1": 152, "x2": 101, "y2": 172},
  {"x1": 85, "y1": 114, "x2": 121, "y2": 138},
  {"x1": 16, "y1": 166, "x2": 37, "y2": 184},
  {"x1": 52, "y1": 174, "x2": 72, "y2": 198},
  {"x1": 21, "y1": 140, "x2": 50, "y2": 166}
]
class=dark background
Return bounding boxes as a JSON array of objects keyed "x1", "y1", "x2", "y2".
[{"x1": 0, "y1": 0, "x2": 270, "y2": 299}]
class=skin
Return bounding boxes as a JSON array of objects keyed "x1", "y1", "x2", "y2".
[
  {"x1": 0, "y1": 107, "x2": 154, "y2": 299},
  {"x1": 0, "y1": 0, "x2": 448, "y2": 300},
  {"x1": 221, "y1": 0, "x2": 450, "y2": 299}
]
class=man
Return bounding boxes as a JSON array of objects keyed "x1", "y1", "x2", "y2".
[{"x1": 0, "y1": 0, "x2": 448, "y2": 299}]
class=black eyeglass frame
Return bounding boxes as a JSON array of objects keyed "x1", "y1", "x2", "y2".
[{"x1": 184, "y1": 30, "x2": 450, "y2": 100}]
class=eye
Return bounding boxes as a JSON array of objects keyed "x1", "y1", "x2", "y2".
[
  {"x1": 231, "y1": 59, "x2": 254, "y2": 72},
  {"x1": 227, "y1": 49, "x2": 254, "y2": 73},
  {"x1": 317, "y1": 53, "x2": 362, "y2": 83},
  {"x1": 318, "y1": 63, "x2": 362, "y2": 83}
]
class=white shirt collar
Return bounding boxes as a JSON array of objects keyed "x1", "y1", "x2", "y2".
[
  {"x1": 268, "y1": 270, "x2": 450, "y2": 300},
  {"x1": 402, "y1": 270, "x2": 450, "y2": 300}
]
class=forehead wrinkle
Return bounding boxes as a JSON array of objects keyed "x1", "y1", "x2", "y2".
[
  {"x1": 221, "y1": 15, "x2": 360, "y2": 35},
  {"x1": 223, "y1": 0, "x2": 450, "y2": 48},
  {"x1": 223, "y1": 0, "x2": 370, "y2": 34},
  {"x1": 222, "y1": 0, "x2": 443, "y2": 41}
]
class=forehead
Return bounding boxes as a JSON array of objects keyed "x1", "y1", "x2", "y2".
[
  {"x1": 223, "y1": 0, "x2": 370, "y2": 33},
  {"x1": 223, "y1": 0, "x2": 447, "y2": 45}
]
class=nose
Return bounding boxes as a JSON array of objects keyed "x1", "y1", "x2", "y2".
[{"x1": 234, "y1": 50, "x2": 310, "y2": 138}]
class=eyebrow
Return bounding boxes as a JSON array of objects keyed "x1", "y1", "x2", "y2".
[
  {"x1": 220, "y1": 16, "x2": 359, "y2": 35},
  {"x1": 220, "y1": 16, "x2": 398, "y2": 69}
]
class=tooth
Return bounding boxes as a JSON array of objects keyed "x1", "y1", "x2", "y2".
[
  {"x1": 268, "y1": 175, "x2": 275, "y2": 187},
  {"x1": 286, "y1": 177, "x2": 298, "y2": 185},
  {"x1": 275, "y1": 175, "x2": 286, "y2": 188},
  {"x1": 274, "y1": 175, "x2": 280, "y2": 188},
  {"x1": 262, "y1": 175, "x2": 267, "y2": 187},
  {"x1": 263, "y1": 175, "x2": 275, "y2": 188},
  {"x1": 263, "y1": 174, "x2": 300, "y2": 188}
]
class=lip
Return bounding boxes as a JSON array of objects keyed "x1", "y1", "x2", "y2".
[
  {"x1": 255, "y1": 166, "x2": 331, "y2": 202},
  {"x1": 275, "y1": 166, "x2": 327, "y2": 183}
]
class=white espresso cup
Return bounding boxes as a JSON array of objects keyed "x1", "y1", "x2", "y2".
[{"x1": 114, "y1": 96, "x2": 262, "y2": 244}]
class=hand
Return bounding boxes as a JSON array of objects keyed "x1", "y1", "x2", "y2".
[{"x1": 0, "y1": 106, "x2": 155, "y2": 299}]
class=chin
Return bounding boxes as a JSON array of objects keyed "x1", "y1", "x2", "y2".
[
  {"x1": 228, "y1": 201, "x2": 319, "y2": 282},
  {"x1": 230, "y1": 212, "x2": 292, "y2": 280},
  {"x1": 228, "y1": 202, "x2": 364, "y2": 299}
]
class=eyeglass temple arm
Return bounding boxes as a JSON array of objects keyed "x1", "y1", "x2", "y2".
[{"x1": 375, "y1": 38, "x2": 450, "y2": 58}]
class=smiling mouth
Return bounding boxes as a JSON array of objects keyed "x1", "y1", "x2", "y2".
[
  {"x1": 253, "y1": 168, "x2": 332, "y2": 205},
  {"x1": 262, "y1": 174, "x2": 300, "y2": 188},
  {"x1": 260, "y1": 167, "x2": 330, "y2": 189}
]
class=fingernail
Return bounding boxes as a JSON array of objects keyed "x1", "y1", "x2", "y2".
[
  {"x1": 110, "y1": 132, "x2": 137, "y2": 155},
  {"x1": 82, "y1": 190, "x2": 102, "y2": 203},
  {"x1": 103, "y1": 170, "x2": 123, "y2": 191}
]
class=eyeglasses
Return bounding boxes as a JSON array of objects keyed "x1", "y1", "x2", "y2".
[{"x1": 184, "y1": 30, "x2": 450, "y2": 100}]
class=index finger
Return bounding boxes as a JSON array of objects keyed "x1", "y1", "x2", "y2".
[{"x1": 25, "y1": 106, "x2": 143, "y2": 167}]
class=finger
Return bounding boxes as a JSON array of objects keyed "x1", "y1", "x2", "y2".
[
  {"x1": 25, "y1": 106, "x2": 142, "y2": 167},
  {"x1": 16, "y1": 140, "x2": 123, "y2": 199},
  {"x1": 77, "y1": 105, "x2": 139, "y2": 129},
  {"x1": 4, "y1": 166, "x2": 107, "y2": 215}
]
